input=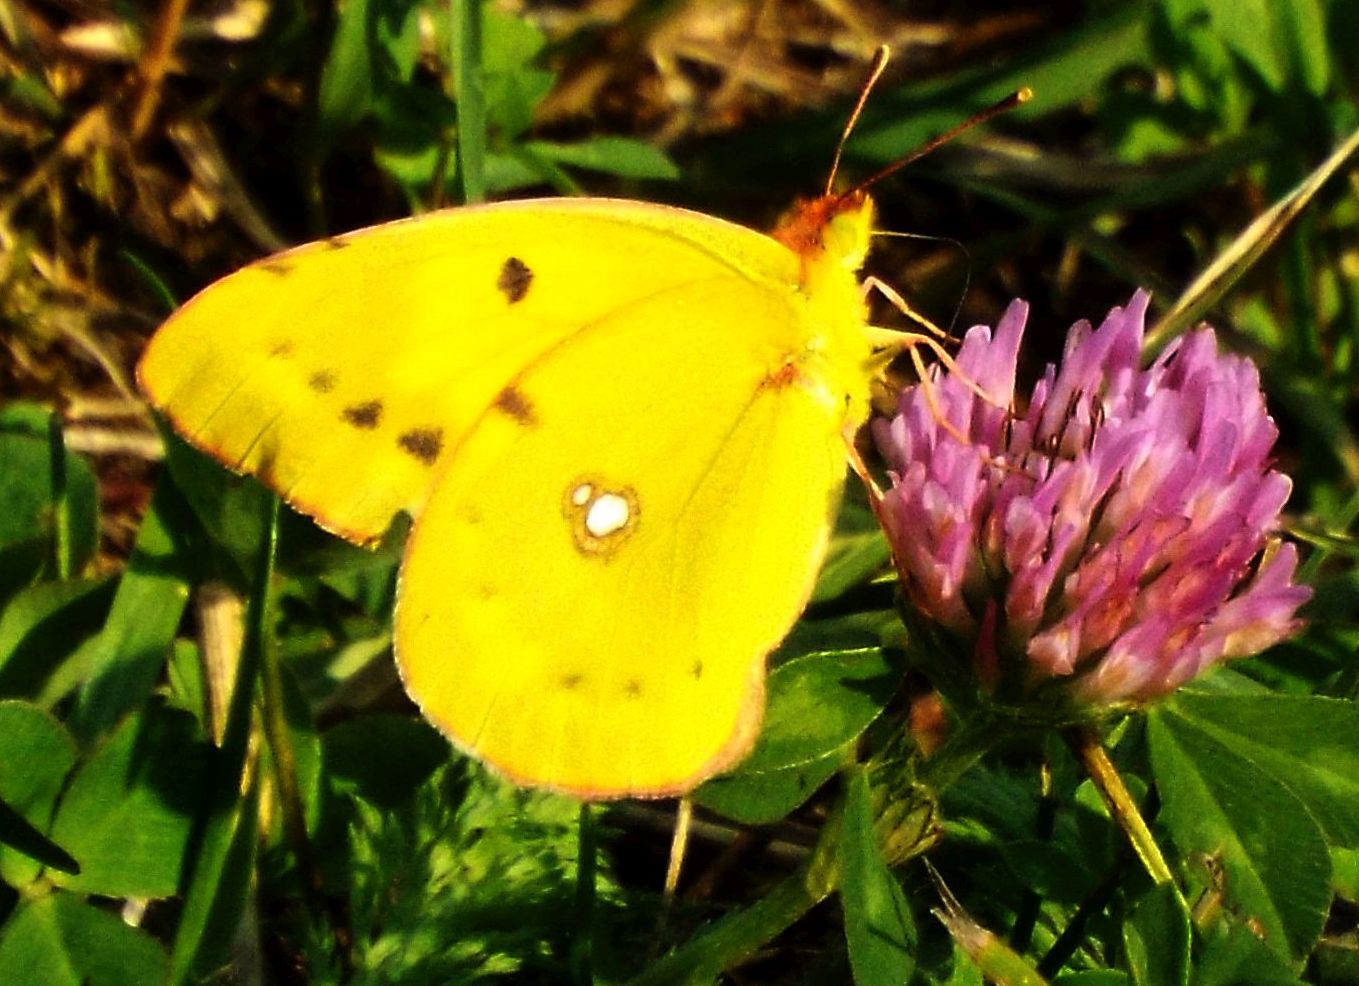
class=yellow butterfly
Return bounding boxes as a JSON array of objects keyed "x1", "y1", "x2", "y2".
[
  {"x1": 137, "y1": 62, "x2": 1023, "y2": 800},
  {"x1": 140, "y1": 191, "x2": 875, "y2": 797}
]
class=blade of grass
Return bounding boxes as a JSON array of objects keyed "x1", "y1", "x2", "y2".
[
  {"x1": 628, "y1": 810, "x2": 842, "y2": 986},
  {"x1": 259, "y1": 573, "x2": 353, "y2": 973},
  {"x1": 570, "y1": 803, "x2": 596, "y2": 985},
  {"x1": 168, "y1": 496, "x2": 278, "y2": 986},
  {"x1": 1146, "y1": 120, "x2": 1359, "y2": 351},
  {"x1": 452, "y1": 0, "x2": 486, "y2": 204},
  {"x1": 46, "y1": 411, "x2": 70, "y2": 581}
]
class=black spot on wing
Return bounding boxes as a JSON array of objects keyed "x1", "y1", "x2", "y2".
[
  {"x1": 309, "y1": 370, "x2": 337, "y2": 393},
  {"x1": 269, "y1": 341, "x2": 295, "y2": 359},
  {"x1": 497, "y1": 257, "x2": 533, "y2": 304},
  {"x1": 398, "y1": 428, "x2": 443, "y2": 465},
  {"x1": 561, "y1": 673, "x2": 583, "y2": 689},
  {"x1": 624, "y1": 679, "x2": 642, "y2": 697},
  {"x1": 691, "y1": 661, "x2": 703, "y2": 680},
  {"x1": 342, "y1": 400, "x2": 383, "y2": 428},
  {"x1": 494, "y1": 387, "x2": 536, "y2": 425}
]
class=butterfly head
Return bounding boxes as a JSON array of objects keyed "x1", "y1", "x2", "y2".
[{"x1": 772, "y1": 191, "x2": 876, "y2": 274}]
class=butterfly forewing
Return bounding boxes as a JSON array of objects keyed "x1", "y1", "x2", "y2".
[{"x1": 138, "y1": 200, "x2": 804, "y2": 544}]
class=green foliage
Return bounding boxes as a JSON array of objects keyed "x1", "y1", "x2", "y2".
[
  {"x1": 696, "y1": 648, "x2": 900, "y2": 824},
  {"x1": 839, "y1": 767, "x2": 917, "y2": 985},
  {"x1": 298, "y1": 761, "x2": 603, "y2": 985},
  {"x1": 1123, "y1": 883, "x2": 1191, "y2": 986},
  {"x1": 1148, "y1": 696, "x2": 1334, "y2": 967},
  {"x1": 0, "y1": 701, "x2": 78, "y2": 882},
  {"x1": 316, "y1": 0, "x2": 676, "y2": 205},
  {"x1": 0, "y1": 405, "x2": 99, "y2": 594},
  {"x1": 0, "y1": 892, "x2": 169, "y2": 986},
  {"x1": 50, "y1": 709, "x2": 209, "y2": 898}
]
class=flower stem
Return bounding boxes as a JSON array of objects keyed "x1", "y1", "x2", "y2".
[{"x1": 1068, "y1": 726, "x2": 1175, "y2": 886}]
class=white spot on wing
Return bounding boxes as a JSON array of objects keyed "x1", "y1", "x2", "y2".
[
  {"x1": 563, "y1": 477, "x2": 638, "y2": 558},
  {"x1": 585, "y1": 493, "x2": 630, "y2": 537}
]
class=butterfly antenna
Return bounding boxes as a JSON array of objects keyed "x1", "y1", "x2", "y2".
[
  {"x1": 825, "y1": 45, "x2": 893, "y2": 197},
  {"x1": 837, "y1": 87, "x2": 1033, "y2": 203}
]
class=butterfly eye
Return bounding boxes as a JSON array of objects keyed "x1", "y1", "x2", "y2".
[{"x1": 563, "y1": 479, "x2": 639, "y2": 557}]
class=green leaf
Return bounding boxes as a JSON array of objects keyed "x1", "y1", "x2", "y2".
[
  {"x1": 940, "y1": 762, "x2": 1040, "y2": 849},
  {"x1": 0, "y1": 701, "x2": 79, "y2": 882},
  {"x1": 1146, "y1": 119, "x2": 1359, "y2": 349},
  {"x1": 1333, "y1": 846, "x2": 1359, "y2": 903},
  {"x1": 316, "y1": 0, "x2": 373, "y2": 134},
  {"x1": 1123, "y1": 882, "x2": 1190, "y2": 986},
  {"x1": 1200, "y1": 0, "x2": 1328, "y2": 95},
  {"x1": 1055, "y1": 974, "x2": 1131, "y2": 985},
  {"x1": 741, "y1": 649, "x2": 899, "y2": 774},
  {"x1": 0, "y1": 578, "x2": 113, "y2": 698},
  {"x1": 50, "y1": 708, "x2": 210, "y2": 898},
  {"x1": 1192, "y1": 922, "x2": 1306, "y2": 986},
  {"x1": 365, "y1": 0, "x2": 555, "y2": 200},
  {"x1": 695, "y1": 649, "x2": 898, "y2": 823},
  {"x1": 696, "y1": 747, "x2": 844, "y2": 826},
  {"x1": 479, "y1": 2, "x2": 552, "y2": 140},
  {"x1": 0, "y1": 800, "x2": 78, "y2": 878},
  {"x1": 267, "y1": 655, "x2": 325, "y2": 835},
  {"x1": 527, "y1": 137, "x2": 680, "y2": 180},
  {"x1": 0, "y1": 71, "x2": 62, "y2": 119},
  {"x1": 941, "y1": 943, "x2": 984, "y2": 985},
  {"x1": 374, "y1": 102, "x2": 457, "y2": 196},
  {"x1": 1163, "y1": 691, "x2": 1359, "y2": 847},
  {"x1": 1010, "y1": 776, "x2": 1122, "y2": 902},
  {"x1": 814, "y1": 495, "x2": 892, "y2": 604},
  {"x1": 451, "y1": 0, "x2": 487, "y2": 203},
  {"x1": 0, "y1": 425, "x2": 99, "y2": 587},
  {"x1": 784, "y1": 4, "x2": 1151, "y2": 178},
  {"x1": 160, "y1": 431, "x2": 272, "y2": 578},
  {"x1": 0, "y1": 893, "x2": 168, "y2": 986},
  {"x1": 69, "y1": 485, "x2": 190, "y2": 742},
  {"x1": 839, "y1": 768, "x2": 916, "y2": 986},
  {"x1": 307, "y1": 762, "x2": 589, "y2": 984},
  {"x1": 777, "y1": 610, "x2": 898, "y2": 661},
  {"x1": 1000, "y1": 838, "x2": 1105, "y2": 906},
  {"x1": 1147, "y1": 706, "x2": 1331, "y2": 966},
  {"x1": 317, "y1": 0, "x2": 422, "y2": 148}
]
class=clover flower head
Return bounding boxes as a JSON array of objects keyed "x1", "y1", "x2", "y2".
[{"x1": 873, "y1": 290, "x2": 1310, "y2": 710}]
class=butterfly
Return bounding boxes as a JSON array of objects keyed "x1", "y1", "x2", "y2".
[{"x1": 137, "y1": 59, "x2": 1025, "y2": 799}]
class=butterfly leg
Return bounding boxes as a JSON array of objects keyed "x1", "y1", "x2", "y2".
[
  {"x1": 861, "y1": 274, "x2": 951, "y2": 341},
  {"x1": 862, "y1": 280, "x2": 1022, "y2": 481},
  {"x1": 863, "y1": 277, "x2": 1012, "y2": 429},
  {"x1": 844, "y1": 429, "x2": 885, "y2": 508}
]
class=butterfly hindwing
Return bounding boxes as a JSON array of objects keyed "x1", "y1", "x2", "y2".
[{"x1": 395, "y1": 270, "x2": 854, "y2": 797}]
